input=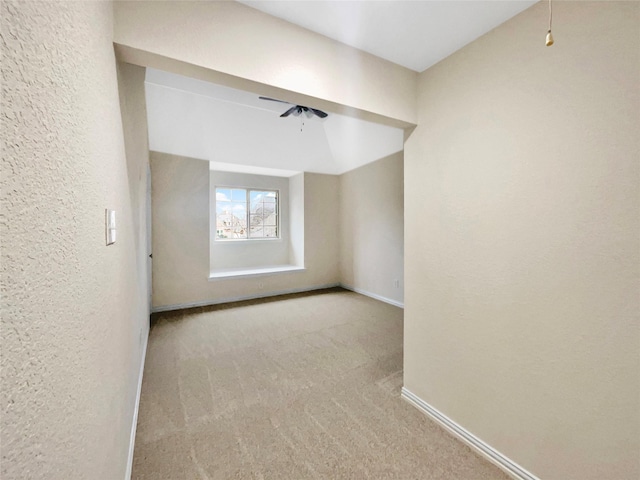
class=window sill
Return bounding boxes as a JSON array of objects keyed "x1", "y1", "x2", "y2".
[
  {"x1": 214, "y1": 237, "x2": 282, "y2": 243},
  {"x1": 208, "y1": 265, "x2": 305, "y2": 281}
]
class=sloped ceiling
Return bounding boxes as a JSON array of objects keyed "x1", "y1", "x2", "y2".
[
  {"x1": 237, "y1": 0, "x2": 537, "y2": 72},
  {"x1": 145, "y1": 69, "x2": 404, "y2": 176}
]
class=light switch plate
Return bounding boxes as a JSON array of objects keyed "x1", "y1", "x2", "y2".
[{"x1": 106, "y1": 209, "x2": 116, "y2": 245}]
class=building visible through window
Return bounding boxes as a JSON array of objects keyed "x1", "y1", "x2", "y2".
[{"x1": 215, "y1": 187, "x2": 278, "y2": 239}]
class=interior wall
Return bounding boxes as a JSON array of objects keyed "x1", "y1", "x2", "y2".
[
  {"x1": 289, "y1": 173, "x2": 305, "y2": 267},
  {"x1": 118, "y1": 63, "x2": 152, "y2": 312},
  {"x1": 403, "y1": 2, "x2": 639, "y2": 479},
  {"x1": 113, "y1": 0, "x2": 417, "y2": 126},
  {"x1": 151, "y1": 152, "x2": 339, "y2": 309},
  {"x1": 339, "y1": 153, "x2": 404, "y2": 305},
  {"x1": 210, "y1": 170, "x2": 290, "y2": 270},
  {"x1": 1, "y1": 2, "x2": 150, "y2": 479}
]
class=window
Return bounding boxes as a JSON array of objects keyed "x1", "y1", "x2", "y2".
[{"x1": 215, "y1": 187, "x2": 278, "y2": 240}]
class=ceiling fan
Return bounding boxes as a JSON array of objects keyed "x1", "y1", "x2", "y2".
[{"x1": 259, "y1": 96, "x2": 328, "y2": 119}]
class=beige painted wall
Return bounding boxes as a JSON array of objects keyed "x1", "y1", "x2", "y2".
[
  {"x1": 151, "y1": 152, "x2": 339, "y2": 309},
  {"x1": 118, "y1": 62, "x2": 152, "y2": 313},
  {"x1": 1, "y1": 2, "x2": 150, "y2": 479},
  {"x1": 113, "y1": 0, "x2": 417, "y2": 126},
  {"x1": 289, "y1": 173, "x2": 305, "y2": 267},
  {"x1": 404, "y1": 2, "x2": 640, "y2": 479},
  {"x1": 340, "y1": 153, "x2": 404, "y2": 305}
]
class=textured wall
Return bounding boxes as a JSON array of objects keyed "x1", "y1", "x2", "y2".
[
  {"x1": 404, "y1": 2, "x2": 639, "y2": 479},
  {"x1": 117, "y1": 62, "x2": 152, "y2": 313},
  {"x1": 339, "y1": 153, "x2": 404, "y2": 305},
  {"x1": 150, "y1": 152, "x2": 339, "y2": 309},
  {"x1": 1, "y1": 2, "x2": 149, "y2": 478}
]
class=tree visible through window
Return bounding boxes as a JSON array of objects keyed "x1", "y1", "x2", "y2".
[{"x1": 215, "y1": 187, "x2": 278, "y2": 240}]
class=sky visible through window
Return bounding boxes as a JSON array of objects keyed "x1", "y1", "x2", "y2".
[{"x1": 216, "y1": 188, "x2": 278, "y2": 239}]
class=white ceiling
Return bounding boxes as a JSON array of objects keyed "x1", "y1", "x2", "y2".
[
  {"x1": 237, "y1": 0, "x2": 537, "y2": 72},
  {"x1": 145, "y1": 2, "x2": 537, "y2": 175},
  {"x1": 145, "y1": 69, "x2": 404, "y2": 176}
]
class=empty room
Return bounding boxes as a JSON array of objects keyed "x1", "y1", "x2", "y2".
[{"x1": 1, "y1": 1, "x2": 638, "y2": 480}]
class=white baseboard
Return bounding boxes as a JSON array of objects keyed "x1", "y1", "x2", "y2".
[
  {"x1": 125, "y1": 328, "x2": 149, "y2": 480},
  {"x1": 151, "y1": 283, "x2": 341, "y2": 313},
  {"x1": 401, "y1": 387, "x2": 539, "y2": 480},
  {"x1": 340, "y1": 283, "x2": 404, "y2": 308}
]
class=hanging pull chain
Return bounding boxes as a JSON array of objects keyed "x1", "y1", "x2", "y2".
[{"x1": 545, "y1": 0, "x2": 554, "y2": 46}]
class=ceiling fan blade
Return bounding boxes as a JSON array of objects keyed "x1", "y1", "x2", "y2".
[
  {"x1": 280, "y1": 106, "x2": 298, "y2": 117},
  {"x1": 259, "y1": 96, "x2": 292, "y2": 104},
  {"x1": 310, "y1": 108, "x2": 328, "y2": 118}
]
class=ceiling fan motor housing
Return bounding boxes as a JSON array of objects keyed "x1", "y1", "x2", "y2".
[{"x1": 259, "y1": 96, "x2": 328, "y2": 119}]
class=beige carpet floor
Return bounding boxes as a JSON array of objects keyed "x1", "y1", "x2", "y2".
[{"x1": 132, "y1": 288, "x2": 510, "y2": 479}]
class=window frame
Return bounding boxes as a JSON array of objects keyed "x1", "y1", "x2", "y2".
[{"x1": 214, "y1": 185, "x2": 280, "y2": 241}]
